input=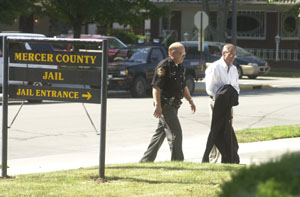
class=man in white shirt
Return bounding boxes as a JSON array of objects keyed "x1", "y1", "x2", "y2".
[
  {"x1": 205, "y1": 44, "x2": 240, "y2": 99},
  {"x1": 204, "y1": 43, "x2": 240, "y2": 162}
]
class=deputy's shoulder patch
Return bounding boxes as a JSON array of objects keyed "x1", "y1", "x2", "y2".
[{"x1": 157, "y1": 67, "x2": 165, "y2": 77}]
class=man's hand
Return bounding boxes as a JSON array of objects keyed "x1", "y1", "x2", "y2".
[
  {"x1": 183, "y1": 86, "x2": 196, "y2": 113},
  {"x1": 152, "y1": 86, "x2": 162, "y2": 118},
  {"x1": 153, "y1": 104, "x2": 162, "y2": 118},
  {"x1": 189, "y1": 99, "x2": 196, "y2": 113}
]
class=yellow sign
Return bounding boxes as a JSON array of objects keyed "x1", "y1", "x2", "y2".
[
  {"x1": 11, "y1": 51, "x2": 101, "y2": 66},
  {"x1": 15, "y1": 88, "x2": 93, "y2": 100},
  {"x1": 42, "y1": 71, "x2": 64, "y2": 81},
  {"x1": 10, "y1": 85, "x2": 100, "y2": 103},
  {"x1": 14, "y1": 52, "x2": 97, "y2": 64},
  {"x1": 82, "y1": 92, "x2": 92, "y2": 100}
]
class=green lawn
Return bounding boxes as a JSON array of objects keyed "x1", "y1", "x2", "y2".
[
  {"x1": 0, "y1": 162, "x2": 243, "y2": 197},
  {"x1": 1, "y1": 124, "x2": 300, "y2": 196},
  {"x1": 236, "y1": 124, "x2": 300, "y2": 143},
  {"x1": 266, "y1": 67, "x2": 300, "y2": 78}
]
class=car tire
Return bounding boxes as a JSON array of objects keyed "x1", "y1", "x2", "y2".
[
  {"x1": 185, "y1": 74, "x2": 195, "y2": 95},
  {"x1": 130, "y1": 76, "x2": 147, "y2": 98},
  {"x1": 27, "y1": 82, "x2": 43, "y2": 103},
  {"x1": 236, "y1": 66, "x2": 243, "y2": 79},
  {"x1": 248, "y1": 75, "x2": 257, "y2": 79}
]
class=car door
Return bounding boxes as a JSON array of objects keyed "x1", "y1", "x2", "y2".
[
  {"x1": 183, "y1": 44, "x2": 205, "y2": 79},
  {"x1": 146, "y1": 47, "x2": 165, "y2": 82}
]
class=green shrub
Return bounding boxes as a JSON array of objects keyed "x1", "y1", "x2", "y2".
[
  {"x1": 110, "y1": 30, "x2": 142, "y2": 45},
  {"x1": 219, "y1": 152, "x2": 300, "y2": 197}
]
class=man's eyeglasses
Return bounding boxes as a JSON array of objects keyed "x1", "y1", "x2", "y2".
[
  {"x1": 175, "y1": 51, "x2": 186, "y2": 57},
  {"x1": 224, "y1": 51, "x2": 237, "y2": 58}
]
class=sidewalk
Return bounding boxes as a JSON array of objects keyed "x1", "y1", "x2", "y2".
[
  {"x1": 194, "y1": 80, "x2": 272, "y2": 92},
  {"x1": 5, "y1": 137, "x2": 300, "y2": 176}
]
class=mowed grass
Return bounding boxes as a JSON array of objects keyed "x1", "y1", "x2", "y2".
[
  {"x1": 0, "y1": 162, "x2": 243, "y2": 197},
  {"x1": 1, "y1": 125, "x2": 300, "y2": 196},
  {"x1": 266, "y1": 67, "x2": 300, "y2": 78},
  {"x1": 236, "y1": 124, "x2": 300, "y2": 143}
]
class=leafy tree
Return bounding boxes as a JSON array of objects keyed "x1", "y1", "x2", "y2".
[
  {"x1": 95, "y1": 0, "x2": 168, "y2": 34},
  {"x1": 41, "y1": 0, "x2": 100, "y2": 38},
  {"x1": 18, "y1": 0, "x2": 42, "y2": 33},
  {"x1": 288, "y1": 3, "x2": 300, "y2": 17},
  {"x1": 0, "y1": 0, "x2": 20, "y2": 25},
  {"x1": 118, "y1": 0, "x2": 168, "y2": 30},
  {"x1": 0, "y1": 0, "x2": 43, "y2": 32},
  {"x1": 42, "y1": 0, "x2": 167, "y2": 37}
]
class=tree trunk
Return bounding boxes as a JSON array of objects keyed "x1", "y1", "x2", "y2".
[
  {"x1": 19, "y1": 14, "x2": 34, "y2": 33},
  {"x1": 203, "y1": 0, "x2": 216, "y2": 40},
  {"x1": 106, "y1": 23, "x2": 112, "y2": 35},
  {"x1": 215, "y1": 0, "x2": 230, "y2": 42},
  {"x1": 72, "y1": 21, "x2": 82, "y2": 51},
  {"x1": 202, "y1": 0, "x2": 230, "y2": 42},
  {"x1": 73, "y1": 20, "x2": 82, "y2": 38}
]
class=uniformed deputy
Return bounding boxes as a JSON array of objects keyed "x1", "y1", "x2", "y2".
[{"x1": 140, "y1": 42, "x2": 196, "y2": 162}]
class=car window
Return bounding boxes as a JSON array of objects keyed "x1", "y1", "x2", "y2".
[
  {"x1": 111, "y1": 48, "x2": 129, "y2": 62},
  {"x1": 65, "y1": 38, "x2": 126, "y2": 52},
  {"x1": 150, "y1": 48, "x2": 164, "y2": 62},
  {"x1": 71, "y1": 44, "x2": 100, "y2": 51},
  {"x1": 185, "y1": 45, "x2": 200, "y2": 59},
  {"x1": 236, "y1": 46, "x2": 252, "y2": 57},
  {"x1": 1, "y1": 36, "x2": 53, "y2": 56},
  {"x1": 8, "y1": 43, "x2": 27, "y2": 55},
  {"x1": 8, "y1": 42, "x2": 54, "y2": 55},
  {"x1": 1, "y1": 41, "x2": 54, "y2": 58},
  {"x1": 28, "y1": 43, "x2": 54, "y2": 51},
  {"x1": 208, "y1": 45, "x2": 221, "y2": 56},
  {"x1": 109, "y1": 38, "x2": 126, "y2": 50},
  {"x1": 128, "y1": 47, "x2": 150, "y2": 63}
]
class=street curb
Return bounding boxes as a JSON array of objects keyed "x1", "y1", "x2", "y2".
[
  {"x1": 195, "y1": 84, "x2": 273, "y2": 92},
  {"x1": 239, "y1": 85, "x2": 273, "y2": 90},
  {"x1": 194, "y1": 88, "x2": 206, "y2": 92}
]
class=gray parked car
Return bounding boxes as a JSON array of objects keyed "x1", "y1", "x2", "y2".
[{"x1": 181, "y1": 41, "x2": 271, "y2": 79}]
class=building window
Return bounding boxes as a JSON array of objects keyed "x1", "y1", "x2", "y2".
[
  {"x1": 281, "y1": 13, "x2": 300, "y2": 39},
  {"x1": 226, "y1": 11, "x2": 266, "y2": 39},
  {"x1": 159, "y1": 17, "x2": 171, "y2": 36}
]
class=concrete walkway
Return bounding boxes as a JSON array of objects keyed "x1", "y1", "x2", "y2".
[
  {"x1": 194, "y1": 79, "x2": 273, "y2": 92},
  {"x1": 5, "y1": 136, "x2": 300, "y2": 175}
]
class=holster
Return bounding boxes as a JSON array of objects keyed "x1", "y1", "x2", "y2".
[{"x1": 162, "y1": 97, "x2": 182, "y2": 109}]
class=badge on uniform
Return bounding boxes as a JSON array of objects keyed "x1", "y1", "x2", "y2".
[{"x1": 157, "y1": 67, "x2": 165, "y2": 77}]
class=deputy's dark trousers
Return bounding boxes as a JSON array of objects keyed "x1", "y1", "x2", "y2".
[{"x1": 140, "y1": 104, "x2": 184, "y2": 162}]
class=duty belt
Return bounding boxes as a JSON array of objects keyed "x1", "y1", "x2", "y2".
[{"x1": 162, "y1": 97, "x2": 182, "y2": 109}]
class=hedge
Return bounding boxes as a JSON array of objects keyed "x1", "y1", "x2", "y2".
[{"x1": 219, "y1": 152, "x2": 300, "y2": 197}]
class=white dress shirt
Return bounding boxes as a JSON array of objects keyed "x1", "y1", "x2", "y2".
[{"x1": 205, "y1": 57, "x2": 240, "y2": 99}]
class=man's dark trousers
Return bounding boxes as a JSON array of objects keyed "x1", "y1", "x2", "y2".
[{"x1": 140, "y1": 104, "x2": 184, "y2": 162}]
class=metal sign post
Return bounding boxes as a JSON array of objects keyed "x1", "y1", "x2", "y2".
[
  {"x1": 1, "y1": 36, "x2": 9, "y2": 178},
  {"x1": 194, "y1": 11, "x2": 209, "y2": 72},
  {"x1": 194, "y1": 11, "x2": 209, "y2": 52},
  {"x1": 99, "y1": 40, "x2": 108, "y2": 179},
  {"x1": 231, "y1": 0, "x2": 237, "y2": 46}
]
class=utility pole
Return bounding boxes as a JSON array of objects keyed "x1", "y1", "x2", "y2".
[{"x1": 231, "y1": 0, "x2": 237, "y2": 46}]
